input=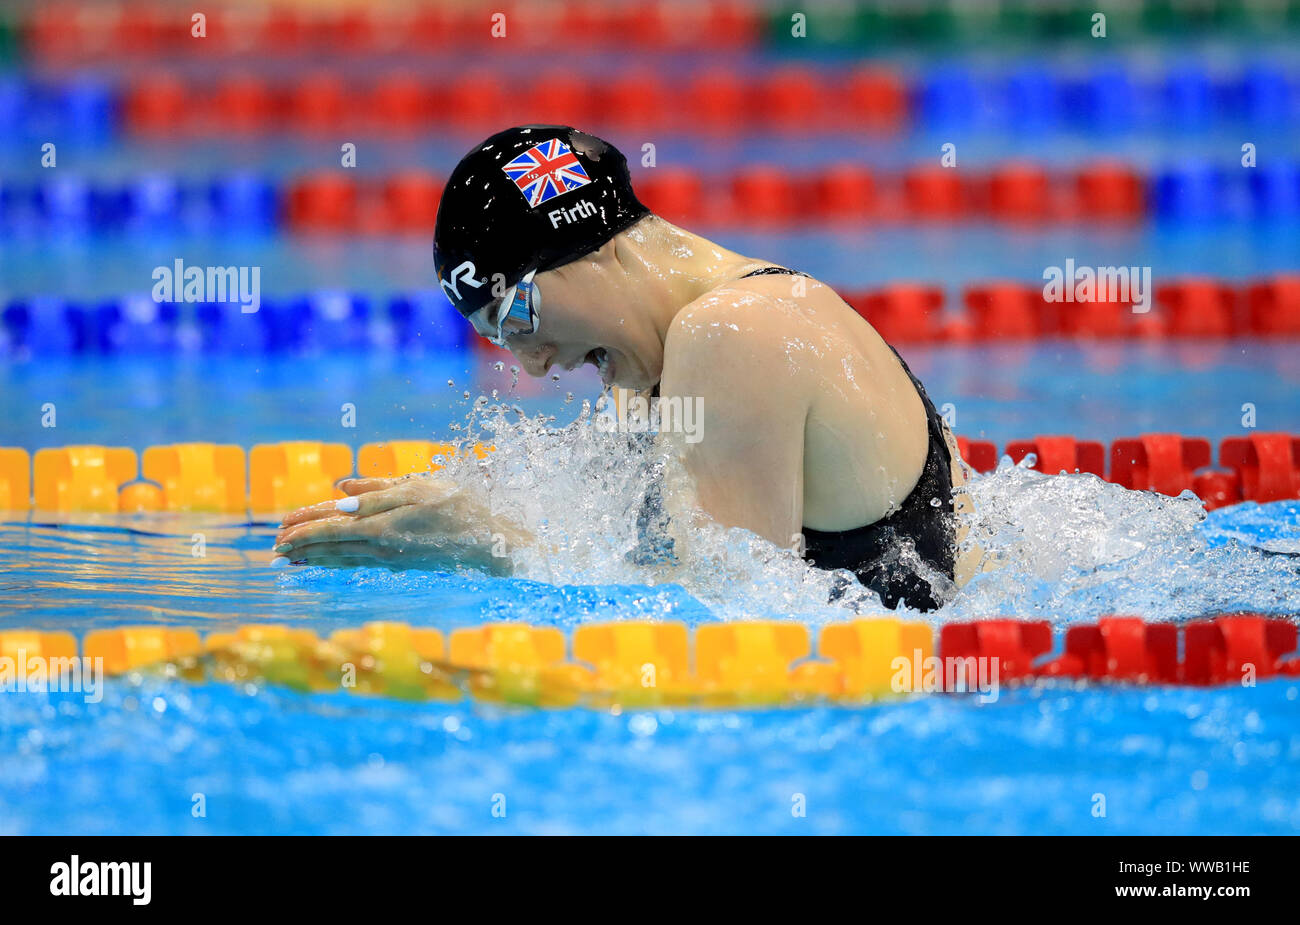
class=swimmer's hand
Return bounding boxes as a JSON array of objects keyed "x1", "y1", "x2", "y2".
[{"x1": 271, "y1": 475, "x2": 530, "y2": 573}]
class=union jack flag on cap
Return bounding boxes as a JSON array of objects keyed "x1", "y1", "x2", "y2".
[{"x1": 502, "y1": 138, "x2": 593, "y2": 207}]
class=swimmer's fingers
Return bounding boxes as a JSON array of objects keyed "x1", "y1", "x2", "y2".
[
  {"x1": 276, "y1": 482, "x2": 430, "y2": 540},
  {"x1": 283, "y1": 542, "x2": 396, "y2": 566},
  {"x1": 278, "y1": 496, "x2": 355, "y2": 530},
  {"x1": 338, "y1": 477, "x2": 405, "y2": 495},
  {"x1": 334, "y1": 481, "x2": 448, "y2": 518},
  {"x1": 276, "y1": 480, "x2": 407, "y2": 529},
  {"x1": 275, "y1": 516, "x2": 381, "y2": 553}
]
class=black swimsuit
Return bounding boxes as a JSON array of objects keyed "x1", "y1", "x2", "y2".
[{"x1": 739, "y1": 267, "x2": 957, "y2": 611}]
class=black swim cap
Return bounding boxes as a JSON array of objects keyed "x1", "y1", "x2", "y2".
[{"x1": 434, "y1": 125, "x2": 650, "y2": 319}]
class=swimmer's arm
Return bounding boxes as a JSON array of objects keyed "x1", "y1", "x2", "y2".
[{"x1": 658, "y1": 299, "x2": 808, "y2": 553}]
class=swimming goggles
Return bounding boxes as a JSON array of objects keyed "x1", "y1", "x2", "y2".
[{"x1": 472, "y1": 269, "x2": 541, "y2": 347}]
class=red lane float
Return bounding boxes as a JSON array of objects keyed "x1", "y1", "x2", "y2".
[
  {"x1": 1154, "y1": 279, "x2": 1238, "y2": 337},
  {"x1": 813, "y1": 164, "x2": 878, "y2": 220},
  {"x1": 953, "y1": 616, "x2": 1300, "y2": 686},
  {"x1": 986, "y1": 164, "x2": 1054, "y2": 222},
  {"x1": 1038, "y1": 617, "x2": 1180, "y2": 683},
  {"x1": 1183, "y1": 615, "x2": 1300, "y2": 683},
  {"x1": 848, "y1": 285, "x2": 946, "y2": 342},
  {"x1": 963, "y1": 284, "x2": 1048, "y2": 339},
  {"x1": 286, "y1": 174, "x2": 359, "y2": 232},
  {"x1": 1004, "y1": 436, "x2": 1106, "y2": 477},
  {"x1": 1246, "y1": 276, "x2": 1300, "y2": 336},
  {"x1": 1191, "y1": 471, "x2": 1242, "y2": 509},
  {"x1": 947, "y1": 432, "x2": 1298, "y2": 511},
  {"x1": 955, "y1": 438, "x2": 998, "y2": 474},
  {"x1": 902, "y1": 166, "x2": 967, "y2": 219},
  {"x1": 1109, "y1": 435, "x2": 1212, "y2": 496},
  {"x1": 20, "y1": 1, "x2": 766, "y2": 59},
  {"x1": 636, "y1": 169, "x2": 707, "y2": 223},
  {"x1": 939, "y1": 619, "x2": 1053, "y2": 684},
  {"x1": 1219, "y1": 433, "x2": 1300, "y2": 503},
  {"x1": 1075, "y1": 162, "x2": 1146, "y2": 221}
]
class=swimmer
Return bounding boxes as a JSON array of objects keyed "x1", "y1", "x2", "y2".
[{"x1": 274, "y1": 125, "x2": 977, "y2": 611}]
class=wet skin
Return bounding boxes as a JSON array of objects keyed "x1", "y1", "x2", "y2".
[{"x1": 274, "y1": 216, "x2": 975, "y2": 585}]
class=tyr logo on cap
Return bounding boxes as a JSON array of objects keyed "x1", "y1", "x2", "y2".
[
  {"x1": 440, "y1": 260, "x2": 484, "y2": 303},
  {"x1": 502, "y1": 139, "x2": 593, "y2": 207}
]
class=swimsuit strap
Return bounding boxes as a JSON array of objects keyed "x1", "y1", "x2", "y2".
[{"x1": 739, "y1": 266, "x2": 811, "y2": 279}]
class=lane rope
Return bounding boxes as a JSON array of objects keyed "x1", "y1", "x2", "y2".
[{"x1": 1, "y1": 615, "x2": 1295, "y2": 708}]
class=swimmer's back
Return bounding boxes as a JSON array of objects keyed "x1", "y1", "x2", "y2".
[{"x1": 715, "y1": 266, "x2": 956, "y2": 532}]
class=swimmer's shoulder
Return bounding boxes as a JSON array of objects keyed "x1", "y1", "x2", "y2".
[
  {"x1": 665, "y1": 286, "x2": 791, "y2": 360},
  {"x1": 662, "y1": 288, "x2": 807, "y2": 393}
]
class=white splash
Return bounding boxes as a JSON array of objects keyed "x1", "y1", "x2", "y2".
[{"x1": 435, "y1": 398, "x2": 1300, "y2": 627}]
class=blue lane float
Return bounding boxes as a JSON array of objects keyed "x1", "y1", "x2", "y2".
[
  {"x1": 1, "y1": 63, "x2": 1296, "y2": 152},
  {"x1": 0, "y1": 292, "x2": 473, "y2": 356}
]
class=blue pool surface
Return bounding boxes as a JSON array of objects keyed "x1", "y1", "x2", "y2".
[
  {"x1": 3, "y1": 676, "x2": 1298, "y2": 835},
  {"x1": 1, "y1": 342, "x2": 1298, "y2": 450},
  {"x1": 1, "y1": 100, "x2": 1297, "y2": 830},
  {"x1": 1, "y1": 347, "x2": 1298, "y2": 833}
]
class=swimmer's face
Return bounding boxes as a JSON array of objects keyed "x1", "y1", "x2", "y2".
[{"x1": 491, "y1": 262, "x2": 661, "y2": 391}]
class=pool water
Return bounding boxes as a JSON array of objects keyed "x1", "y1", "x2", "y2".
[
  {"x1": 2, "y1": 341, "x2": 1299, "y2": 834},
  {"x1": 3, "y1": 26, "x2": 1299, "y2": 831},
  {"x1": 4, "y1": 676, "x2": 1298, "y2": 835}
]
